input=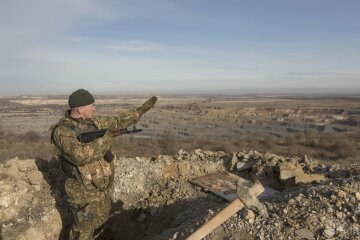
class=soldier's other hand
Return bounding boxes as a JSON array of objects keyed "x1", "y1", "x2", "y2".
[{"x1": 137, "y1": 96, "x2": 157, "y2": 114}]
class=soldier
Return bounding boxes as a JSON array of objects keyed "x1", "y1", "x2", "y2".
[{"x1": 50, "y1": 89, "x2": 157, "y2": 240}]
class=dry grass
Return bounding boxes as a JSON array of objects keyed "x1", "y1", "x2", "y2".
[
  {"x1": 0, "y1": 125, "x2": 358, "y2": 163},
  {"x1": 114, "y1": 131, "x2": 359, "y2": 161},
  {"x1": 0, "y1": 126, "x2": 53, "y2": 161}
]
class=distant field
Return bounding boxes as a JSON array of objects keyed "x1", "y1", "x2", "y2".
[{"x1": 0, "y1": 95, "x2": 359, "y2": 165}]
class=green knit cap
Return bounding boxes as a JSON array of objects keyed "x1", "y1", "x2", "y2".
[{"x1": 68, "y1": 89, "x2": 95, "y2": 108}]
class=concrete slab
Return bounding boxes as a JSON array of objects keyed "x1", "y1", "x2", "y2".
[
  {"x1": 295, "y1": 228, "x2": 315, "y2": 240},
  {"x1": 190, "y1": 172, "x2": 278, "y2": 202}
]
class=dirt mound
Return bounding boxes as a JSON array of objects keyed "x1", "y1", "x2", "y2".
[
  {"x1": 0, "y1": 149, "x2": 359, "y2": 240},
  {"x1": 0, "y1": 157, "x2": 63, "y2": 240}
]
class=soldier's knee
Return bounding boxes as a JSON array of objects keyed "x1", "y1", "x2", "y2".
[
  {"x1": 70, "y1": 205, "x2": 94, "y2": 225},
  {"x1": 76, "y1": 210, "x2": 94, "y2": 225},
  {"x1": 69, "y1": 227, "x2": 94, "y2": 240}
]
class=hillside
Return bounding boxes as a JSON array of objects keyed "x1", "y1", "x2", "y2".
[{"x1": 1, "y1": 149, "x2": 359, "y2": 240}]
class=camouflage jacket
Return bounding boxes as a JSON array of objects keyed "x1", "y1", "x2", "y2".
[
  {"x1": 50, "y1": 109, "x2": 142, "y2": 188},
  {"x1": 51, "y1": 109, "x2": 142, "y2": 166}
]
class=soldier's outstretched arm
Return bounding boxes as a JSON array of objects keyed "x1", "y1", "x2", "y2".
[
  {"x1": 53, "y1": 127, "x2": 112, "y2": 166},
  {"x1": 136, "y1": 96, "x2": 157, "y2": 115},
  {"x1": 93, "y1": 96, "x2": 157, "y2": 129}
]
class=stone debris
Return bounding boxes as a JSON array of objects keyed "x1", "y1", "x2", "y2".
[
  {"x1": 294, "y1": 173, "x2": 326, "y2": 184},
  {"x1": 323, "y1": 226, "x2": 335, "y2": 238},
  {"x1": 242, "y1": 209, "x2": 255, "y2": 220},
  {"x1": 0, "y1": 149, "x2": 359, "y2": 240},
  {"x1": 233, "y1": 150, "x2": 327, "y2": 189},
  {"x1": 279, "y1": 162, "x2": 304, "y2": 180},
  {"x1": 26, "y1": 171, "x2": 43, "y2": 185},
  {"x1": 228, "y1": 152, "x2": 238, "y2": 171},
  {"x1": 294, "y1": 228, "x2": 314, "y2": 240},
  {"x1": 236, "y1": 160, "x2": 256, "y2": 171},
  {"x1": 356, "y1": 192, "x2": 360, "y2": 201}
]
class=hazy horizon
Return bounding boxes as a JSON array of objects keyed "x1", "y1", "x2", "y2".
[{"x1": 1, "y1": 87, "x2": 360, "y2": 98}]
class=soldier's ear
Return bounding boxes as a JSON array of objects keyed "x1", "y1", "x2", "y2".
[{"x1": 76, "y1": 107, "x2": 83, "y2": 115}]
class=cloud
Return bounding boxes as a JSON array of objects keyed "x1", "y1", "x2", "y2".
[
  {"x1": 0, "y1": 0, "x2": 195, "y2": 57},
  {"x1": 60, "y1": 35, "x2": 202, "y2": 53},
  {"x1": 103, "y1": 39, "x2": 200, "y2": 53},
  {"x1": 0, "y1": 0, "x2": 108, "y2": 38},
  {"x1": 0, "y1": 0, "x2": 114, "y2": 62},
  {"x1": 106, "y1": 40, "x2": 167, "y2": 52}
]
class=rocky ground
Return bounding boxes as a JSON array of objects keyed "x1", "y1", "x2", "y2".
[{"x1": 0, "y1": 149, "x2": 359, "y2": 240}]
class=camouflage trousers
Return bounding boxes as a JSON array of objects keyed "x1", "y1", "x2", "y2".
[{"x1": 65, "y1": 178, "x2": 112, "y2": 240}]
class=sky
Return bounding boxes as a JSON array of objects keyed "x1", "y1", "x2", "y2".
[{"x1": 0, "y1": 0, "x2": 359, "y2": 96}]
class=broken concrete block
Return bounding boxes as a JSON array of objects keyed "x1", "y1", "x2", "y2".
[
  {"x1": 236, "y1": 160, "x2": 256, "y2": 171},
  {"x1": 26, "y1": 171, "x2": 43, "y2": 185},
  {"x1": 295, "y1": 228, "x2": 315, "y2": 240},
  {"x1": 278, "y1": 162, "x2": 304, "y2": 180},
  {"x1": 294, "y1": 173, "x2": 325, "y2": 184},
  {"x1": 355, "y1": 192, "x2": 360, "y2": 201},
  {"x1": 323, "y1": 226, "x2": 335, "y2": 238},
  {"x1": 288, "y1": 199, "x2": 296, "y2": 206},
  {"x1": 0, "y1": 195, "x2": 13, "y2": 208}
]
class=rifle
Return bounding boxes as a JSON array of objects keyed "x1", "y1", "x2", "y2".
[{"x1": 77, "y1": 126, "x2": 142, "y2": 143}]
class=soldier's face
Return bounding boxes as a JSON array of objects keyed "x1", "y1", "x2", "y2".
[{"x1": 79, "y1": 103, "x2": 95, "y2": 119}]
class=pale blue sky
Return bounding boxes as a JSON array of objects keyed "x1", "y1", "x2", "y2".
[{"x1": 0, "y1": 0, "x2": 359, "y2": 95}]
